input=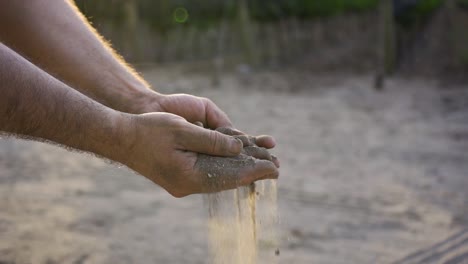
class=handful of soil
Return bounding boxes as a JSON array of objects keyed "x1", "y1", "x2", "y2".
[{"x1": 194, "y1": 125, "x2": 279, "y2": 193}]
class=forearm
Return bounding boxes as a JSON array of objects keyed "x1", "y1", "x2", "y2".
[
  {"x1": 0, "y1": 0, "x2": 157, "y2": 114},
  {"x1": 0, "y1": 42, "x2": 126, "y2": 161}
]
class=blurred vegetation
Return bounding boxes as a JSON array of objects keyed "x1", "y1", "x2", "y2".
[
  {"x1": 458, "y1": 0, "x2": 468, "y2": 9},
  {"x1": 74, "y1": 0, "x2": 468, "y2": 70},
  {"x1": 74, "y1": 0, "x2": 449, "y2": 31},
  {"x1": 248, "y1": 0, "x2": 379, "y2": 20},
  {"x1": 395, "y1": 0, "x2": 443, "y2": 26}
]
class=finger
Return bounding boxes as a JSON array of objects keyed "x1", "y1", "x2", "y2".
[
  {"x1": 178, "y1": 124, "x2": 243, "y2": 156},
  {"x1": 235, "y1": 135, "x2": 256, "y2": 147},
  {"x1": 271, "y1": 155, "x2": 281, "y2": 168},
  {"x1": 254, "y1": 135, "x2": 276, "y2": 149},
  {"x1": 256, "y1": 171, "x2": 280, "y2": 181},
  {"x1": 233, "y1": 134, "x2": 275, "y2": 149},
  {"x1": 216, "y1": 127, "x2": 244, "y2": 136},
  {"x1": 195, "y1": 154, "x2": 279, "y2": 193},
  {"x1": 236, "y1": 159, "x2": 279, "y2": 186},
  {"x1": 196, "y1": 124, "x2": 252, "y2": 148},
  {"x1": 242, "y1": 146, "x2": 272, "y2": 161},
  {"x1": 242, "y1": 146, "x2": 280, "y2": 168},
  {"x1": 194, "y1": 121, "x2": 204, "y2": 127},
  {"x1": 216, "y1": 128, "x2": 276, "y2": 149},
  {"x1": 192, "y1": 124, "x2": 257, "y2": 150}
]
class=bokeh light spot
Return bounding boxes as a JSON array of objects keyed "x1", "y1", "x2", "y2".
[{"x1": 173, "y1": 7, "x2": 189, "y2": 23}]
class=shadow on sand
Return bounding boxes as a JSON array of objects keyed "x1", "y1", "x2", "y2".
[{"x1": 393, "y1": 228, "x2": 468, "y2": 264}]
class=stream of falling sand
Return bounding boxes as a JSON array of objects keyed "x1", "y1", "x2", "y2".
[{"x1": 204, "y1": 180, "x2": 279, "y2": 264}]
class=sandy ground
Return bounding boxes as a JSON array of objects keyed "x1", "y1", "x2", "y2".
[{"x1": 0, "y1": 67, "x2": 467, "y2": 264}]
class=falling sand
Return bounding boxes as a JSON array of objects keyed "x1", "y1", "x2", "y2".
[{"x1": 204, "y1": 180, "x2": 279, "y2": 264}]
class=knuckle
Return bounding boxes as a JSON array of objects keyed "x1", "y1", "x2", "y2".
[
  {"x1": 171, "y1": 119, "x2": 187, "y2": 131},
  {"x1": 202, "y1": 97, "x2": 213, "y2": 105},
  {"x1": 208, "y1": 131, "x2": 223, "y2": 154},
  {"x1": 171, "y1": 121, "x2": 190, "y2": 143}
]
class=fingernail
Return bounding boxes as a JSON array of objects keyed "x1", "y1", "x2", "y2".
[
  {"x1": 232, "y1": 128, "x2": 244, "y2": 135},
  {"x1": 194, "y1": 121, "x2": 204, "y2": 127},
  {"x1": 229, "y1": 138, "x2": 242, "y2": 154}
]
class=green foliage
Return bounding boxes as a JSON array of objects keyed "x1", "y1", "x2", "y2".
[
  {"x1": 76, "y1": 0, "x2": 381, "y2": 28},
  {"x1": 414, "y1": 0, "x2": 443, "y2": 14},
  {"x1": 139, "y1": 0, "x2": 232, "y2": 30},
  {"x1": 458, "y1": 0, "x2": 468, "y2": 9},
  {"x1": 249, "y1": 0, "x2": 379, "y2": 21},
  {"x1": 302, "y1": 0, "x2": 379, "y2": 16},
  {"x1": 344, "y1": 0, "x2": 380, "y2": 11},
  {"x1": 75, "y1": 0, "x2": 450, "y2": 31},
  {"x1": 138, "y1": 0, "x2": 172, "y2": 32},
  {"x1": 462, "y1": 50, "x2": 468, "y2": 66},
  {"x1": 301, "y1": 0, "x2": 346, "y2": 17},
  {"x1": 396, "y1": 0, "x2": 443, "y2": 26},
  {"x1": 75, "y1": 1, "x2": 126, "y2": 26}
]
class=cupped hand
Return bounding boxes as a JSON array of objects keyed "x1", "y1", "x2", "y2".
[
  {"x1": 141, "y1": 93, "x2": 231, "y2": 129},
  {"x1": 118, "y1": 112, "x2": 278, "y2": 197},
  {"x1": 139, "y1": 92, "x2": 277, "y2": 149}
]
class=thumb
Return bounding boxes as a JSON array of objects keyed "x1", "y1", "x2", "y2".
[{"x1": 180, "y1": 124, "x2": 243, "y2": 156}]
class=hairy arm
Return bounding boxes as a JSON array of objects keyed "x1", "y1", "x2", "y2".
[
  {"x1": 0, "y1": 42, "x2": 125, "y2": 160},
  {"x1": 0, "y1": 43, "x2": 278, "y2": 197},
  {"x1": 0, "y1": 0, "x2": 154, "y2": 114},
  {"x1": 0, "y1": 0, "x2": 246, "y2": 131}
]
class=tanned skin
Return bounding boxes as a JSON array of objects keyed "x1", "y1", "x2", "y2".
[{"x1": 0, "y1": 1, "x2": 278, "y2": 197}]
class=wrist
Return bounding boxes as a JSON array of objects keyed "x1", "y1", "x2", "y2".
[
  {"x1": 97, "y1": 71, "x2": 164, "y2": 114},
  {"x1": 110, "y1": 76, "x2": 165, "y2": 114},
  {"x1": 86, "y1": 109, "x2": 135, "y2": 164},
  {"x1": 127, "y1": 89, "x2": 165, "y2": 114}
]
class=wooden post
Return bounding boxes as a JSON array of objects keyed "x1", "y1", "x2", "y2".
[
  {"x1": 375, "y1": 0, "x2": 397, "y2": 90},
  {"x1": 237, "y1": 0, "x2": 259, "y2": 66},
  {"x1": 381, "y1": 0, "x2": 397, "y2": 75},
  {"x1": 122, "y1": 0, "x2": 140, "y2": 61},
  {"x1": 446, "y1": 0, "x2": 467, "y2": 68},
  {"x1": 212, "y1": 16, "x2": 228, "y2": 87}
]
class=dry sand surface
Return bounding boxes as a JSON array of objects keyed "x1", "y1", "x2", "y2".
[{"x1": 0, "y1": 66, "x2": 467, "y2": 264}]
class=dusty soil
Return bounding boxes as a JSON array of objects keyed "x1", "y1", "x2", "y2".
[
  {"x1": 0, "y1": 67, "x2": 467, "y2": 264},
  {"x1": 197, "y1": 128, "x2": 279, "y2": 193}
]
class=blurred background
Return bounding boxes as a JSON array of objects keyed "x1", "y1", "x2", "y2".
[
  {"x1": 1, "y1": 0, "x2": 468, "y2": 263},
  {"x1": 74, "y1": 0, "x2": 468, "y2": 78}
]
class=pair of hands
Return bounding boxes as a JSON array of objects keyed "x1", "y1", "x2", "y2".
[{"x1": 116, "y1": 93, "x2": 279, "y2": 197}]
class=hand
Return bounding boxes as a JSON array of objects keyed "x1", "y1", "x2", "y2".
[
  {"x1": 116, "y1": 112, "x2": 279, "y2": 197},
  {"x1": 140, "y1": 92, "x2": 231, "y2": 128},
  {"x1": 137, "y1": 92, "x2": 277, "y2": 149}
]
